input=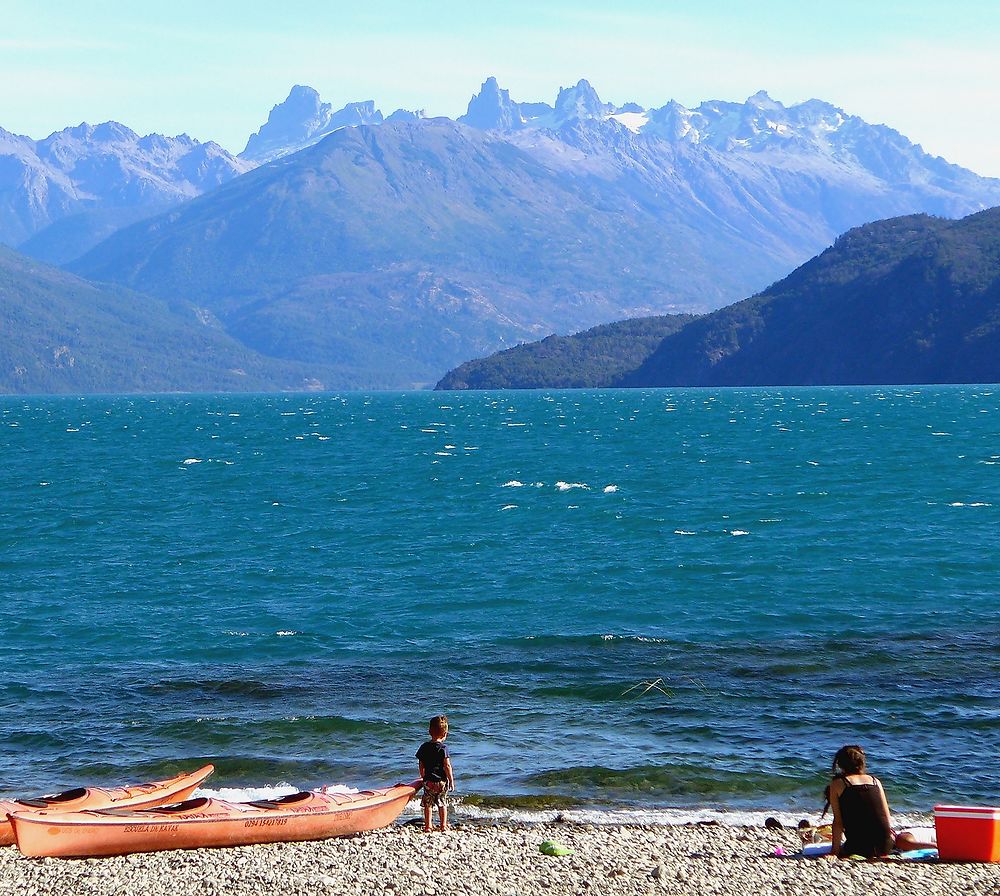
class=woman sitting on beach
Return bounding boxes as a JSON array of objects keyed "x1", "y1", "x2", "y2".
[
  {"x1": 824, "y1": 744, "x2": 935, "y2": 859},
  {"x1": 825, "y1": 744, "x2": 892, "y2": 859}
]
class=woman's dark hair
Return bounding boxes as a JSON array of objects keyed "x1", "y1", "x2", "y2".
[
  {"x1": 833, "y1": 744, "x2": 866, "y2": 776},
  {"x1": 821, "y1": 745, "x2": 867, "y2": 816}
]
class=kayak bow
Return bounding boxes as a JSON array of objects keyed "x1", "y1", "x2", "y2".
[{"x1": 0, "y1": 764, "x2": 214, "y2": 847}]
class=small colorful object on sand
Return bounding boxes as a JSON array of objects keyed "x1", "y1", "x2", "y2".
[{"x1": 539, "y1": 840, "x2": 574, "y2": 856}]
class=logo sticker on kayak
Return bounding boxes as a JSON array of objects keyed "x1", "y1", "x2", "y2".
[{"x1": 123, "y1": 824, "x2": 180, "y2": 833}]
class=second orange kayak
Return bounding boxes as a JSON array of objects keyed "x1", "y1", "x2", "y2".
[
  {"x1": 0, "y1": 764, "x2": 214, "y2": 847},
  {"x1": 11, "y1": 779, "x2": 420, "y2": 858}
]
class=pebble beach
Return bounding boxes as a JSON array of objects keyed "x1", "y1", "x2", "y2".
[{"x1": 3, "y1": 820, "x2": 999, "y2": 896}]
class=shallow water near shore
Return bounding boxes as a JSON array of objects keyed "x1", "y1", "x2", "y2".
[{"x1": 1, "y1": 386, "x2": 998, "y2": 819}]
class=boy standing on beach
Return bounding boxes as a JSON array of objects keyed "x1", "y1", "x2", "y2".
[{"x1": 416, "y1": 715, "x2": 455, "y2": 832}]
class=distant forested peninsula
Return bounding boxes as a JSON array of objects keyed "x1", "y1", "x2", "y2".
[{"x1": 436, "y1": 208, "x2": 1000, "y2": 390}]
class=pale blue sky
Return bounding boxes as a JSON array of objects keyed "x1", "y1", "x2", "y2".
[{"x1": 2, "y1": 1, "x2": 998, "y2": 175}]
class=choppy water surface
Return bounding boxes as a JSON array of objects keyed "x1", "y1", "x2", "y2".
[{"x1": 1, "y1": 387, "x2": 997, "y2": 820}]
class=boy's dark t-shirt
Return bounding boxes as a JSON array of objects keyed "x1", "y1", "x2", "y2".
[{"x1": 416, "y1": 740, "x2": 449, "y2": 782}]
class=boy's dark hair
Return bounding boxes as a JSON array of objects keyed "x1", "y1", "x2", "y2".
[{"x1": 429, "y1": 715, "x2": 448, "y2": 737}]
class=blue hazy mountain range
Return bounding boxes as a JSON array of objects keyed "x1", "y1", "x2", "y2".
[
  {"x1": 5, "y1": 77, "x2": 999, "y2": 266},
  {"x1": 0, "y1": 123, "x2": 253, "y2": 265},
  {"x1": 2, "y1": 77, "x2": 1000, "y2": 391}
]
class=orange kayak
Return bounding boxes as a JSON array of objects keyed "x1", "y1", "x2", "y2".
[
  {"x1": 0, "y1": 764, "x2": 214, "y2": 847},
  {"x1": 10, "y1": 779, "x2": 420, "y2": 858}
]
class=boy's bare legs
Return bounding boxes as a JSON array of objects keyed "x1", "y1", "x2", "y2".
[
  {"x1": 438, "y1": 803, "x2": 448, "y2": 832},
  {"x1": 422, "y1": 803, "x2": 432, "y2": 832}
]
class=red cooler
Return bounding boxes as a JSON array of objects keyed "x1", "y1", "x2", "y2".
[{"x1": 934, "y1": 805, "x2": 1000, "y2": 862}]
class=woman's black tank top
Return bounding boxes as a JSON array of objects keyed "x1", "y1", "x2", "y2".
[{"x1": 838, "y1": 777, "x2": 893, "y2": 858}]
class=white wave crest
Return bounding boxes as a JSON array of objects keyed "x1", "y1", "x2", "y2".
[
  {"x1": 555, "y1": 481, "x2": 589, "y2": 491},
  {"x1": 502, "y1": 480, "x2": 524, "y2": 487},
  {"x1": 449, "y1": 802, "x2": 936, "y2": 829},
  {"x1": 197, "y1": 783, "x2": 363, "y2": 802},
  {"x1": 603, "y1": 485, "x2": 618, "y2": 493},
  {"x1": 198, "y1": 783, "x2": 299, "y2": 802}
]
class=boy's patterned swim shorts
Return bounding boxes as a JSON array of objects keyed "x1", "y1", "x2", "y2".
[{"x1": 421, "y1": 780, "x2": 448, "y2": 808}]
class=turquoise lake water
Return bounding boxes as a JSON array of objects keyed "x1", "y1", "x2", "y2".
[{"x1": 1, "y1": 387, "x2": 997, "y2": 818}]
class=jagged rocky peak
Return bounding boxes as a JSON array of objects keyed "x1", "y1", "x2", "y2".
[
  {"x1": 41, "y1": 121, "x2": 141, "y2": 150},
  {"x1": 328, "y1": 100, "x2": 383, "y2": 128},
  {"x1": 518, "y1": 101, "x2": 554, "y2": 122},
  {"x1": 385, "y1": 108, "x2": 425, "y2": 124},
  {"x1": 275, "y1": 85, "x2": 331, "y2": 126},
  {"x1": 242, "y1": 85, "x2": 334, "y2": 159},
  {"x1": 643, "y1": 100, "x2": 700, "y2": 142},
  {"x1": 745, "y1": 89, "x2": 783, "y2": 111},
  {"x1": 459, "y1": 76, "x2": 523, "y2": 131},
  {"x1": 553, "y1": 79, "x2": 609, "y2": 124},
  {"x1": 730, "y1": 91, "x2": 797, "y2": 144},
  {"x1": 33, "y1": 122, "x2": 229, "y2": 173},
  {"x1": 177, "y1": 141, "x2": 254, "y2": 186},
  {"x1": 138, "y1": 133, "x2": 179, "y2": 153},
  {"x1": 242, "y1": 86, "x2": 384, "y2": 161}
]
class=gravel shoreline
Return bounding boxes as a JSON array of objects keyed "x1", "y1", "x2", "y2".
[{"x1": 3, "y1": 819, "x2": 999, "y2": 896}]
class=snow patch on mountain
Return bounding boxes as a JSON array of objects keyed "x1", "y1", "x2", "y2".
[{"x1": 609, "y1": 111, "x2": 649, "y2": 133}]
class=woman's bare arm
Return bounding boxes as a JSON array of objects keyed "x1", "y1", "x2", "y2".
[
  {"x1": 827, "y1": 779, "x2": 845, "y2": 860},
  {"x1": 875, "y1": 777, "x2": 892, "y2": 829}
]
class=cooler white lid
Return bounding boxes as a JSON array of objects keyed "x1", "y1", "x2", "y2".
[{"x1": 934, "y1": 805, "x2": 1000, "y2": 820}]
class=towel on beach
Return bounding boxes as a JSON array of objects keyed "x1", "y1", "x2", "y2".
[{"x1": 799, "y1": 843, "x2": 939, "y2": 861}]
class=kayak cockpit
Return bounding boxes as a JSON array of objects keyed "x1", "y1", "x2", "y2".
[
  {"x1": 99, "y1": 797, "x2": 211, "y2": 816},
  {"x1": 18, "y1": 788, "x2": 88, "y2": 808},
  {"x1": 248, "y1": 792, "x2": 313, "y2": 809}
]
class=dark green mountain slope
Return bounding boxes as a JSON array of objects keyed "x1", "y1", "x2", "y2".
[
  {"x1": 436, "y1": 208, "x2": 1000, "y2": 389},
  {"x1": 436, "y1": 314, "x2": 695, "y2": 389},
  {"x1": 626, "y1": 209, "x2": 1000, "y2": 386},
  {"x1": 0, "y1": 246, "x2": 329, "y2": 393}
]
